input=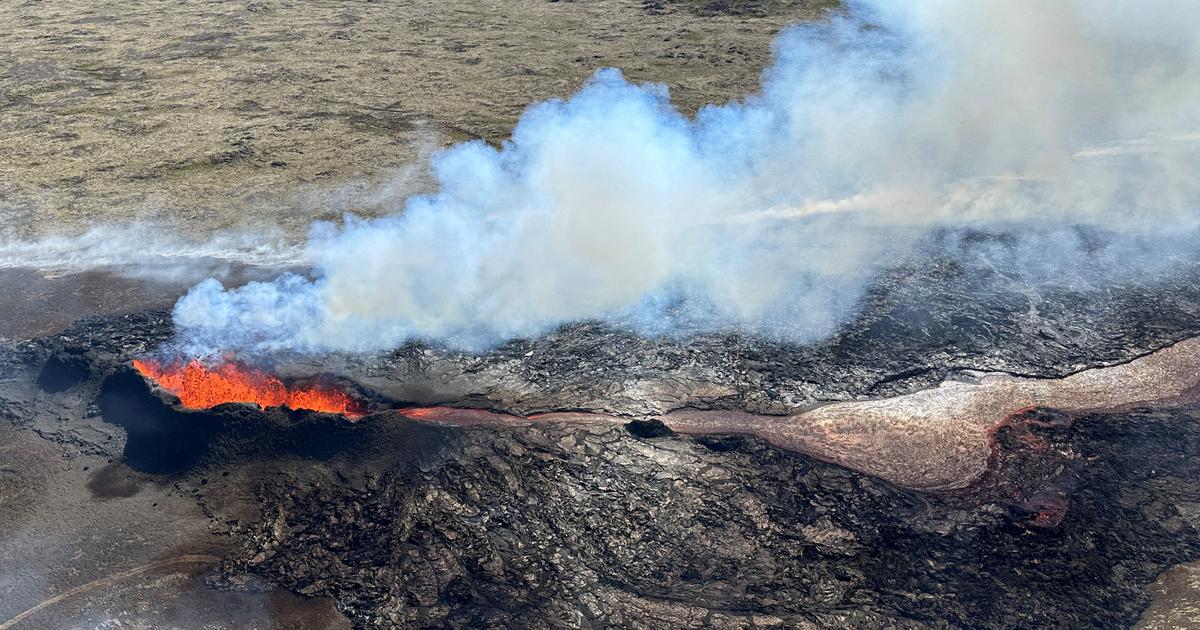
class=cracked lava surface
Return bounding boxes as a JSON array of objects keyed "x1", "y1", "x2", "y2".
[{"x1": 384, "y1": 336, "x2": 1200, "y2": 490}]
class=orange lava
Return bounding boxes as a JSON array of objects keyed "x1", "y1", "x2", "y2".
[{"x1": 132, "y1": 358, "x2": 365, "y2": 417}]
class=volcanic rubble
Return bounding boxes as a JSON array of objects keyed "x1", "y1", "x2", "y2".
[{"x1": 4, "y1": 251, "x2": 1200, "y2": 627}]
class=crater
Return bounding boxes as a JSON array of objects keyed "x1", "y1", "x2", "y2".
[
  {"x1": 97, "y1": 364, "x2": 450, "y2": 475},
  {"x1": 98, "y1": 368, "x2": 219, "y2": 474}
]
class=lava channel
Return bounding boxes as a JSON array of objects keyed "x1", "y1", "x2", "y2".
[{"x1": 132, "y1": 358, "x2": 366, "y2": 417}]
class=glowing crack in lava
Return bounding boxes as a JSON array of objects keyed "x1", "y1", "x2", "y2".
[{"x1": 132, "y1": 359, "x2": 365, "y2": 417}]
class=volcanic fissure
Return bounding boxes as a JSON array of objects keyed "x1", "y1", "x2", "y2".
[{"x1": 133, "y1": 358, "x2": 367, "y2": 417}]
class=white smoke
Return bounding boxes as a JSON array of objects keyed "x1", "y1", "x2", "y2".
[
  {"x1": 173, "y1": 0, "x2": 1200, "y2": 354},
  {"x1": 0, "y1": 222, "x2": 306, "y2": 281}
]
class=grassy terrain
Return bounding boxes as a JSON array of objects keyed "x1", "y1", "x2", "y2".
[{"x1": 0, "y1": 0, "x2": 836, "y2": 239}]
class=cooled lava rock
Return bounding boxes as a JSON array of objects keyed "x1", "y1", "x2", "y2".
[
  {"x1": 214, "y1": 406, "x2": 1200, "y2": 628},
  {"x1": 3, "y1": 247, "x2": 1200, "y2": 628}
]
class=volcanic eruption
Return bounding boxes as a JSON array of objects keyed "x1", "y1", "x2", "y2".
[
  {"x1": 164, "y1": 0, "x2": 1200, "y2": 359},
  {"x1": 124, "y1": 0, "x2": 1200, "y2": 488},
  {"x1": 132, "y1": 358, "x2": 366, "y2": 417},
  {"x1": 4, "y1": 1, "x2": 1200, "y2": 627}
]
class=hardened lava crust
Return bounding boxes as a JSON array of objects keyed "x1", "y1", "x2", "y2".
[{"x1": 3, "y1": 254, "x2": 1200, "y2": 628}]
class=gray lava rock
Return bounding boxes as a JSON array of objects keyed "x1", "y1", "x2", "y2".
[
  {"x1": 4, "y1": 242, "x2": 1200, "y2": 628},
  {"x1": 214, "y1": 408, "x2": 1200, "y2": 628}
]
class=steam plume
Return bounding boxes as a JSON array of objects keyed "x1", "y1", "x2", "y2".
[{"x1": 174, "y1": 0, "x2": 1200, "y2": 354}]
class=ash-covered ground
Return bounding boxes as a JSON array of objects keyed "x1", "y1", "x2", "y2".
[{"x1": 3, "y1": 247, "x2": 1200, "y2": 628}]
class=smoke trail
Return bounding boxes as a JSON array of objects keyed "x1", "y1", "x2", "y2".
[
  {"x1": 0, "y1": 222, "x2": 306, "y2": 281},
  {"x1": 173, "y1": 0, "x2": 1200, "y2": 355}
]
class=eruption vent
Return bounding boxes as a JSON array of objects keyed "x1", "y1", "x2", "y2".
[{"x1": 132, "y1": 359, "x2": 365, "y2": 417}]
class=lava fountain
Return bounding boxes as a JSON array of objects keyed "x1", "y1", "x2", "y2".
[{"x1": 132, "y1": 358, "x2": 366, "y2": 417}]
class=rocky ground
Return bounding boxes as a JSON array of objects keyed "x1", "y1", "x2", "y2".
[
  {"x1": 208, "y1": 404, "x2": 1200, "y2": 628},
  {"x1": 2, "y1": 247, "x2": 1200, "y2": 627}
]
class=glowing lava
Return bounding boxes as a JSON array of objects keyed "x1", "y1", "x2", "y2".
[{"x1": 132, "y1": 358, "x2": 365, "y2": 417}]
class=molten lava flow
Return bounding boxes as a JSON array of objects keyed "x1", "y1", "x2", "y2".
[{"x1": 132, "y1": 359, "x2": 365, "y2": 417}]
